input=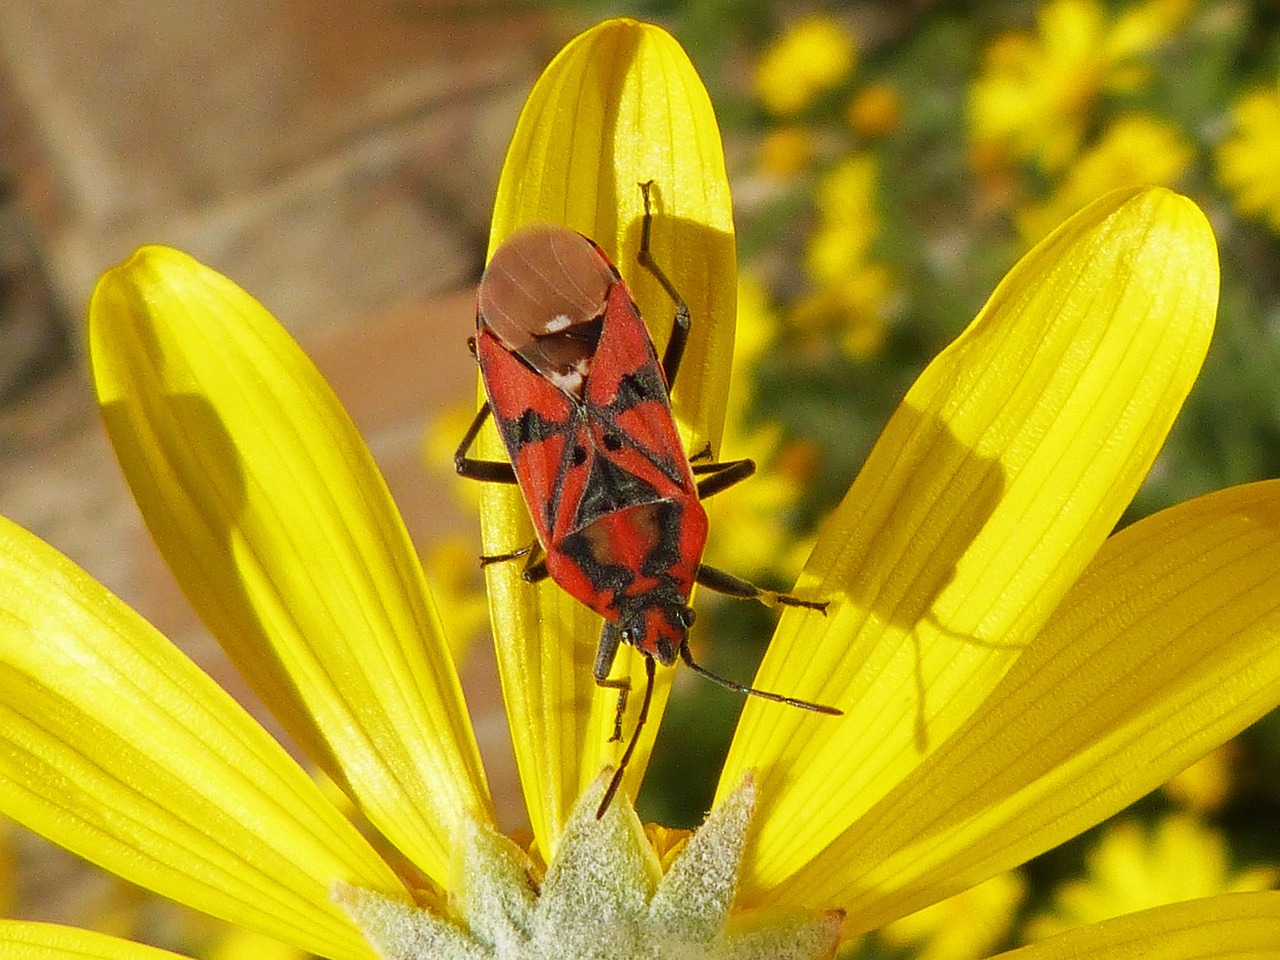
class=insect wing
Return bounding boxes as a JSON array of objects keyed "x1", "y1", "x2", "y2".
[
  {"x1": 474, "y1": 326, "x2": 587, "y2": 545},
  {"x1": 584, "y1": 280, "x2": 699, "y2": 504},
  {"x1": 554, "y1": 278, "x2": 709, "y2": 618},
  {"x1": 477, "y1": 224, "x2": 616, "y2": 397}
]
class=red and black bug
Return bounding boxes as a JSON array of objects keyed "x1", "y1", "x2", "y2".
[{"x1": 457, "y1": 182, "x2": 840, "y2": 815}]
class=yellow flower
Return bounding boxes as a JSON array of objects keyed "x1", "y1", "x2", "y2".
[
  {"x1": 694, "y1": 276, "x2": 812, "y2": 582},
  {"x1": 1016, "y1": 113, "x2": 1193, "y2": 244},
  {"x1": 880, "y1": 872, "x2": 1026, "y2": 960},
  {"x1": 756, "y1": 15, "x2": 857, "y2": 116},
  {"x1": 3, "y1": 17, "x2": 1280, "y2": 960},
  {"x1": 847, "y1": 82, "x2": 903, "y2": 137},
  {"x1": 1026, "y1": 815, "x2": 1278, "y2": 941},
  {"x1": 732, "y1": 273, "x2": 782, "y2": 379},
  {"x1": 970, "y1": 0, "x2": 1192, "y2": 172},
  {"x1": 1163, "y1": 741, "x2": 1238, "y2": 813},
  {"x1": 806, "y1": 154, "x2": 880, "y2": 285},
  {"x1": 1216, "y1": 80, "x2": 1280, "y2": 230},
  {"x1": 696, "y1": 273, "x2": 803, "y2": 583},
  {"x1": 790, "y1": 274, "x2": 893, "y2": 360},
  {"x1": 797, "y1": 155, "x2": 894, "y2": 358},
  {"x1": 702, "y1": 420, "x2": 809, "y2": 586},
  {"x1": 759, "y1": 126, "x2": 814, "y2": 177}
]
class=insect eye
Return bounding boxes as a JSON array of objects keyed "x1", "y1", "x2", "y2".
[
  {"x1": 571, "y1": 445, "x2": 587, "y2": 465},
  {"x1": 603, "y1": 433, "x2": 623, "y2": 451},
  {"x1": 678, "y1": 607, "x2": 696, "y2": 628}
]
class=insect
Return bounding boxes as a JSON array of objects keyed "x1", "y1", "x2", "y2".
[{"x1": 456, "y1": 182, "x2": 841, "y2": 816}]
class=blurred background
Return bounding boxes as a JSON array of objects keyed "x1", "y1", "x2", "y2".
[{"x1": 1, "y1": 0, "x2": 1278, "y2": 957}]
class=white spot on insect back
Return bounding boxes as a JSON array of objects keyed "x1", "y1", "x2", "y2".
[
  {"x1": 548, "y1": 357, "x2": 592, "y2": 396},
  {"x1": 548, "y1": 370, "x2": 584, "y2": 394},
  {"x1": 544, "y1": 313, "x2": 573, "y2": 333}
]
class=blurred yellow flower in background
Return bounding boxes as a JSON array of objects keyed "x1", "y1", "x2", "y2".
[
  {"x1": 759, "y1": 125, "x2": 814, "y2": 177},
  {"x1": 700, "y1": 277, "x2": 812, "y2": 583},
  {"x1": 880, "y1": 872, "x2": 1027, "y2": 960},
  {"x1": 424, "y1": 401, "x2": 486, "y2": 512},
  {"x1": 1016, "y1": 114, "x2": 1193, "y2": 244},
  {"x1": 970, "y1": 0, "x2": 1191, "y2": 172},
  {"x1": 795, "y1": 154, "x2": 895, "y2": 359},
  {"x1": 756, "y1": 14, "x2": 857, "y2": 116},
  {"x1": 1026, "y1": 815, "x2": 1278, "y2": 941},
  {"x1": 1216, "y1": 78, "x2": 1280, "y2": 231},
  {"x1": 790, "y1": 279, "x2": 892, "y2": 360},
  {"x1": 806, "y1": 154, "x2": 880, "y2": 283},
  {"x1": 732, "y1": 273, "x2": 781, "y2": 376},
  {"x1": 847, "y1": 82, "x2": 903, "y2": 138},
  {"x1": 1163, "y1": 742, "x2": 1238, "y2": 814}
]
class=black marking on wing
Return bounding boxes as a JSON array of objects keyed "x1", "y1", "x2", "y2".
[
  {"x1": 559, "y1": 533, "x2": 635, "y2": 598},
  {"x1": 573, "y1": 456, "x2": 660, "y2": 529},
  {"x1": 611, "y1": 365, "x2": 668, "y2": 409},
  {"x1": 498, "y1": 405, "x2": 568, "y2": 455},
  {"x1": 591, "y1": 364, "x2": 687, "y2": 488},
  {"x1": 559, "y1": 499, "x2": 686, "y2": 601},
  {"x1": 639, "y1": 499, "x2": 683, "y2": 579}
]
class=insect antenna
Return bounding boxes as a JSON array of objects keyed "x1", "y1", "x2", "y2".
[
  {"x1": 678, "y1": 643, "x2": 842, "y2": 716},
  {"x1": 597, "y1": 655, "x2": 657, "y2": 819}
]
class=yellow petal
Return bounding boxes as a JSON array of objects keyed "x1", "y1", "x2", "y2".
[
  {"x1": 89, "y1": 246, "x2": 491, "y2": 887},
  {"x1": 773, "y1": 479, "x2": 1280, "y2": 933},
  {"x1": 720, "y1": 188, "x2": 1218, "y2": 895},
  {"x1": 989, "y1": 892, "x2": 1280, "y2": 960},
  {"x1": 0, "y1": 922, "x2": 186, "y2": 960},
  {"x1": 482, "y1": 18, "x2": 735, "y2": 852},
  {"x1": 0, "y1": 517, "x2": 404, "y2": 960}
]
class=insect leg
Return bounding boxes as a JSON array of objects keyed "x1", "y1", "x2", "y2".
[
  {"x1": 693, "y1": 458, "x2": 756, "y2": 499},
  {"x1": 480, "y1": 541, "x2": 534, "y2": 567},
  {"x1": 687, "y1": 442, "x2": 714, "y2": 463},
  {"x1": 479, "y1": 540, "x2": 548, "y2": 577},
  {"x1": 685, "y1": 442, "x2": 756, "y2": 497},
  {"x1": 593, "y1": 623, "x2": 630, "y2": 741},
  {"x1": 598, "y1": 654, "x2": 656, "y2": 819},
  {"x1": 677, "y1": 642, "x2": 840, "y2": 716},
  {"x1": 695, "y1": 563, "x2": 829, "y2": 613},
  {"x1": 521, "y1": 554, "x2": 549, "y2": 583},
  {"x1": 637, "y1": 181, "x2": 692, "y2": 389},
  {"x1": 455, "y1": 402, "x2": 518, "y2": 483}
]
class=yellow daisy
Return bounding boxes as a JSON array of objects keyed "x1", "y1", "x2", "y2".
[
  {"x1": 970, "y1": 0, "x2": 1191, "y2": 172},
  {"x1": 880, "y1": 871, "x2": 1026, "y2": 960},
  {"x1": 1216, "y1": 80, "x2": 1280, "y2": 231},
  {"x1": 847, "y1": 82, "x2": 903, "y2": 138},
  {"x1": 1026, "y1": 815, "x2": 1277, "y2": 940},
  {"x1": 758, "y1": 126, "x2": 813, "y2": 178},
  {"x1": 794, "y1": 154, "x2": 895, "y2": 359},
  {"x1": 1015, "y1": 113, "x2": 1194, "y2": 244},
  {"x1": 755, "y1": 15, "x2": 857, "y2": 117},
  {"x1": 1163, "y1": 742, "x2": 1238, "y2": 813},
  {"x1": 805, "y1": 154, "x2": 880, "y2": 287},
  {"x1": 2, "y1": 17, "x2": 1280, "y2": 960}
]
